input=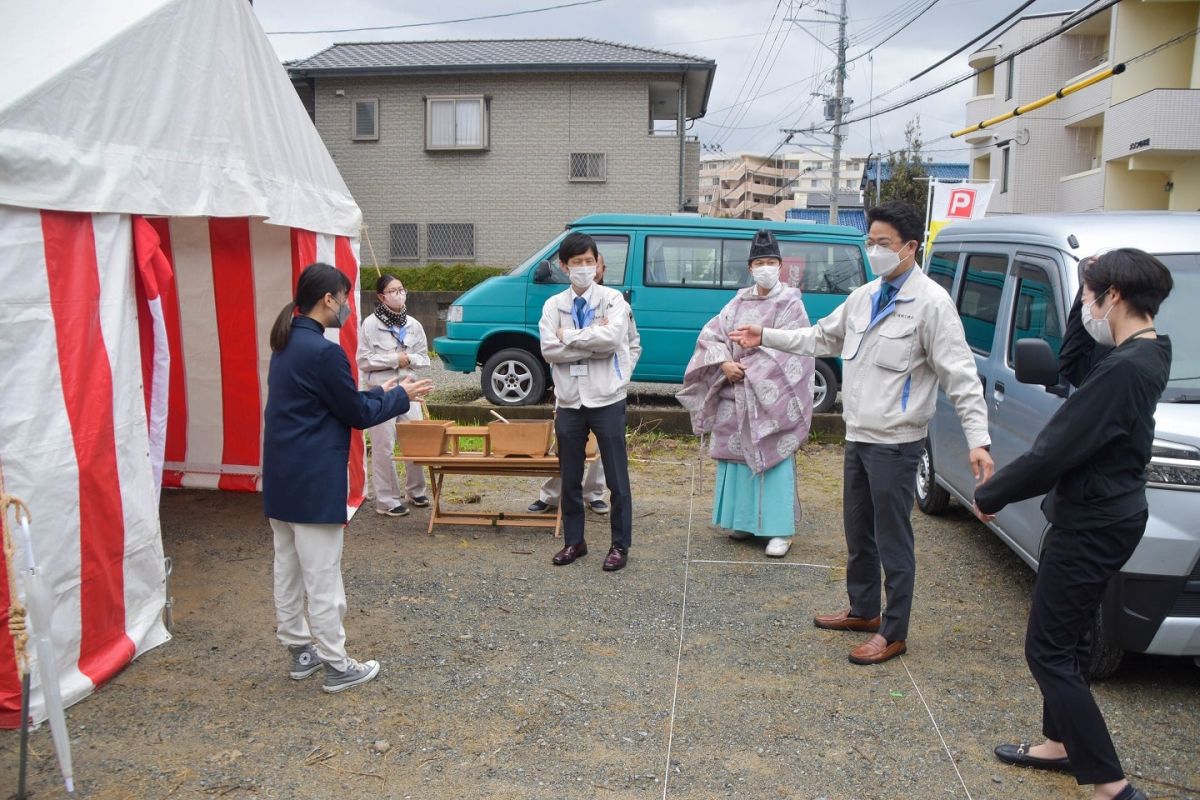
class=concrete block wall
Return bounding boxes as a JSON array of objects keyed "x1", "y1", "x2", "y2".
[{"x1": 312, "y1": 72, "x2": 699, "y2": 268}]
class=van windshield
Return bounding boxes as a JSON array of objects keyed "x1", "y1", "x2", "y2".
[
  {"x1": 1154, "y1": 253, "x2": 1199, "y2": 402},
  {"x1": 508, "y1": 232, "x2": 567, "y2": 275}
]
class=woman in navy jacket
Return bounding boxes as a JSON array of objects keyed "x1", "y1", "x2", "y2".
[{"x1": 263, "y1": 263, "x2": 432, "y2": 694}]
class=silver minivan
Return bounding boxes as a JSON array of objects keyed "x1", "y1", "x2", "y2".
[{"x1": 917, "y1": 212, "x2": 1200, "y2": 677}]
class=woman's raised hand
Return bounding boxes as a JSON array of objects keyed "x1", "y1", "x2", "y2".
[{"x1": 397, "y1": 376, "x2": 434, "y2": 400}]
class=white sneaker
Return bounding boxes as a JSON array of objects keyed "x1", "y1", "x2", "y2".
[
  {"x1": 728, "y1": 530, "x2": 753, "y2": 541},
  {"x1": 765, "y1": 537, "x2": 792, "y2": 557}
]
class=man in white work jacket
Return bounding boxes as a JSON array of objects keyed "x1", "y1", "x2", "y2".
[
  {"x1": 732, "y1": 201, "x2": 993, "y2": 665},
  {"x1": 539, "y1": 232, "x2": 635, "y2": 571}
]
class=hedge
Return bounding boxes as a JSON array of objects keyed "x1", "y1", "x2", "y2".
[{"x1": 359, "y1": 263, "x2": 508, "y2": 292}]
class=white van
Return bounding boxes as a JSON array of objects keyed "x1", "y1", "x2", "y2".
[{"x1": 918, "y1": 212, "x2": 1200, "y2": 677}]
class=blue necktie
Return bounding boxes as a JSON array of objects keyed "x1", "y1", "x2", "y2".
[
  {"x1": 573, "y1": 296, "x2": 587, "y2": 329},
  {"x1": 876, "y1": 283, "x2": 896, "y2": 316}
]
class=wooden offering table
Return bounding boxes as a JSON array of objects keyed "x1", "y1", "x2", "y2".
[{"x1": 398, "y1": 425, "x2": 594, "y2": 537}]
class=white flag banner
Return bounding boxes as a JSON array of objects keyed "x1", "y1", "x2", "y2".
[{"x1": 931, "y1": 181, "x2": 994, "y2": 223}]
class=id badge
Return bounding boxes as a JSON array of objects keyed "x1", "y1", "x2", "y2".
[{"x1": 570, "y1": 364, "x2": 589, "y2": 377}]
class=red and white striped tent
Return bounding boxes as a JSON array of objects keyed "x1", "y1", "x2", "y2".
[{"x1": 0, "y1": 0, "x2": 366, "y2": 726}]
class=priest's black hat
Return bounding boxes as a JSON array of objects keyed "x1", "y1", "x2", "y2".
[{"x1": 748, "y1": 229, "x2": 781, "y2": 262}]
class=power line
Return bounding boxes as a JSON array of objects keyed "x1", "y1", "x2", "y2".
[
  {"x1": 716, "y1": 19, "x2": 794, "y2": 145},
  {"x1": 846, "y1": 0, "x2": 943, "y2": 66},
  {"x1": 265, "y1": 0, "x2": 610, "y2": 35},
  {"x1": 712, "y1": 2, "x2": 794, "y2": 147},
  {"x1": 848, "y1": 0, "x2": 927, "y2": 45},
  {"x1": 908, "y1": 0, "x2": 1036, "y2": 82},
  {"x1": 836, "y1": 0, "x2": 1125, "y2": 130},
  {"x1": 703, "y1": 1, "x2": 786, "y2": 143}
]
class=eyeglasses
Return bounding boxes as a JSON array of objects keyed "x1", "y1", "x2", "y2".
[{"x1": 383, "y1": 288, "x2": 406, "y2": 297}]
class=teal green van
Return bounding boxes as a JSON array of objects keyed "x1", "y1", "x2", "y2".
[{"x1": 434, "y1": 214, "x2": 868, "y2": 409}]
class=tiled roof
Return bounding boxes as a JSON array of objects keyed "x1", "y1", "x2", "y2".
[
  {"x1": 287, "y1": 38, "x2": 714, "y2": 73},
  {"x1": 861, "y1": 162, "x2": 969, "y2": 182},
  {"x1": 785, "y1": 208, "x2": 869, "y2": 234}
]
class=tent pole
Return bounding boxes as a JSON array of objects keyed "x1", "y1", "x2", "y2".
[{"x1": 17, "y1": 672, "x2": 31, "y2": 800}]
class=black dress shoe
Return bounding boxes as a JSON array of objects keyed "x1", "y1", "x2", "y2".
[
  {"x1": 552, "y1": 542, "x2": 587, "y2": 565},
  {"x1": 994, "y1": 743, "x2": 1072, "y2": 773},
  {"x1": 602, "y1": 546, "x2": 627, "y2": 571},
  {"x1": 1113, "y1": 784, "x2": 1147, "y2": 800}
]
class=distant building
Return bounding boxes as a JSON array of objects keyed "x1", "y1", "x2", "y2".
[
  {"x1": 961, "y1": 0, "x2": 1200, "y2": 213},
  {"x1": 287, "y1": 39, "x2": 715, "y2": 266},
  {"x1": 697, "y1": 150, "x2": 867, "y2": 220}
]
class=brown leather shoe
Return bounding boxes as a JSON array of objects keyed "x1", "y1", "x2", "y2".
[
  {"x1": 552, "y1": 542, "x2": 587, "y2": 565},
  {"x1": 813, "y1": 608, "x2": 881, "y2": 632},
  {"x1": 602, "y1": 546, "x2": 627, "y2": 571},
  {"x1": 848, "y1": 634, "x2": 906, "y2": 665}
]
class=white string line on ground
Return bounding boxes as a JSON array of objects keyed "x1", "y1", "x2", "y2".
[
  {"x1": 689, "y1": 559, "x2": 836, "y2": 569},
  {"x1": 660, "y1": 460, "x2": 696, "y2": 800},
  {"x1": 900, "y1": 656, "x2": 975, "y2": 800}
]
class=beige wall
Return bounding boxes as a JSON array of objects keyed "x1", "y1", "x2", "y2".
[
  {"x1": 1112, "y1": 0, "x2": 1199, "y2": 104},
  {"x1": 1104, "y1": 162, "x2": 1170, "y2": 209},
  {"x1": 1168, "y1": 157, "x2": 1200, "y2": 211}
]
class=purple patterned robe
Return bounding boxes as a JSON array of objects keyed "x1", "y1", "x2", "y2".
[{"x1": 676, "y1": 283, "x2": 815, "y2": 474}]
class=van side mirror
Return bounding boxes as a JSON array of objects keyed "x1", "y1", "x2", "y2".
[
  {"x1": 1014, "y1": 339, "x2": 1068, "y2": 396},
  {"x1": 533, "y1": 259, "x2": 567, "y2": 284}
]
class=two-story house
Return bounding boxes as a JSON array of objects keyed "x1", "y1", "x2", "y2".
[
  {"x1": 287, "y1": 39, "x2": 715, "y2": 267},
  {"x1": 962, "y1": 0, "x2": 1200, "y2": 214}
]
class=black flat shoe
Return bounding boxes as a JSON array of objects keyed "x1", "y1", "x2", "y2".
[
  {"x1": 994, "y1": 742, "x2": 1072, "y2": 773},
  {"x1": 1113, "y1": 784, "x2": 1147, "y2": 800}
]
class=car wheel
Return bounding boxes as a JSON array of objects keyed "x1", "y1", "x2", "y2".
[
  {"x1": 812, "y1": 359, "x2": 838, "y2": 414},
  {"x1": 481, "y1": 348, "x2": 547, "y2": 407},
  {"x1": 1087, "y1": 595, "x2": 1125, "y2": 680},
  {"x1": 916, "y1": 437, "x2": 951, "y2": 515}
]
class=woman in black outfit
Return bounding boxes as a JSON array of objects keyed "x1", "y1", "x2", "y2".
[{"x1": 973, "y1": 248, "x2": 1173, "y2": 800}]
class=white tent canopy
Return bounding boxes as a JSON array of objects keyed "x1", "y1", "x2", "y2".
[
  {"x1": 0, "y1": 0, "x2": 367, "y2": 727},
  {"x1": 0, "y1": 0, "x2": 360, "y2": 237}
]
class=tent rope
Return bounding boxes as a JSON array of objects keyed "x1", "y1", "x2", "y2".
[
  {"x1": 0, "y1": 472, "x2": 31, "y2": 678},
  {"x1": 360, "y1": 223, "x2": 385, "y2": 290}
]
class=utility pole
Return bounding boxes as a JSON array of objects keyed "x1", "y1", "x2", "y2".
[
  {"x1": 784, "y1": 0, "x2": 850, "y2": 226},
  {"x1": 828, "y1": 0, "x2": 848, "y2": 226}
]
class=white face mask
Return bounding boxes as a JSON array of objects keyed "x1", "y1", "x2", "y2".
[
  {"x1": 1083, "y1": 295, "x2": 1115, "y2": 346},
  {"x1": 866, "y1": 244, "x2": 904, "y2": 279},
  {"x1": 382, "y1": 289, "x2": 406, "y2": 311},
  {"x1": 750, "y1": 264, "x2": 780, "y2": 290},
  {"x1": 568, "y1": 265, "x2": 597, "y2": 290}
]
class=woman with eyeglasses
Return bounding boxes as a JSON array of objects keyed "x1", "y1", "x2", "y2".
[
  {"x1": 357, "y1": 274, "x2": 432, "y2": 517},
  {"x1": 264, "y1": 263, "x2": 433, "y2": 693}
]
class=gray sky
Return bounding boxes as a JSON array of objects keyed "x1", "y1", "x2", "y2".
[{"x1": 255, "y1": 0, "x2": 1075, "y2": 162}]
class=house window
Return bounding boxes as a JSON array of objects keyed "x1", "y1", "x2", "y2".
[
  {"x1": 1005, "y1": 58, "x2": 1015, "y2": 101},
  {"x1": 352, "y1": 99, "x2": 379, "y2": 141},
  {"x1": 569, "y1": 153, "x2": 607, "y2": 182},
  {"x1": 426, "y1": 96, "x2": 488, "y2": 150},
  {"x1": 1001, "y1": 147, "x2": 1011, "y2": 194},
  {"x1": 389, "y1": 223, "x2": 418, "y2": 261},
  {"x1": 427, "y1": 223, "x2": 475, "y2": 259}
]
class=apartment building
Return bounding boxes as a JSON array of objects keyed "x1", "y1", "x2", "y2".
[
  {"x1": 697, "y1": 151, "x2": 867, "y2": 220},
  {"x1": 287, "y1": 39, "x2": 714, "y2": 266},
  {"x1": 962, "y1": 0, "x2": 1200, "y2": 214}
]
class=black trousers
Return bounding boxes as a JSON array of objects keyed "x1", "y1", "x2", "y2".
[
  {"x1": 842, "y1": 440, "x2": 923, "y2": 642},
  {"x1": 555, "y1": 400, "x2": 632, "y2": 549},
  {"x1": 1025, "y1": 510, "x2": 1147, "y2": 785}
]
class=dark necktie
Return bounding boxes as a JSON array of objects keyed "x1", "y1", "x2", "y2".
[
  {"x1": 573, "y1": 296, "x2": 587, "y2": 329},
  {"x1": 876, "y1": 283, "x2": 896, "y2": 316}
]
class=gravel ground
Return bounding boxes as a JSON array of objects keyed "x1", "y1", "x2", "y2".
[{"x1": 3, "y1": 441, "x2": 1197, "y2": 800}]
